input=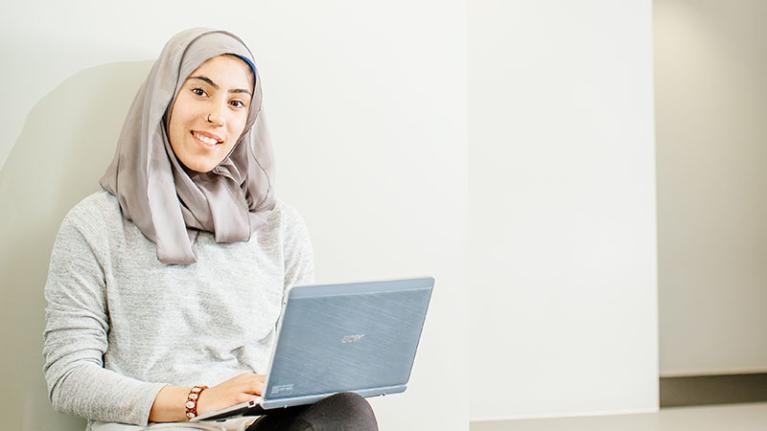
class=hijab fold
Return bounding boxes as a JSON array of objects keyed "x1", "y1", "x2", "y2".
[{"x1": 100, "y1": 28, "x2": 275, "y2": 265}]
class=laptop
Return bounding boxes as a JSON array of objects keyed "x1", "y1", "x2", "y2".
[{"x1": 191, "y1": 277, "x2": 435, "y2": 422}]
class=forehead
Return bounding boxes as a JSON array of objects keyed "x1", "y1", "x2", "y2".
[{"x1": 185, "y1": 55, "x2": 253, "y2": 87}]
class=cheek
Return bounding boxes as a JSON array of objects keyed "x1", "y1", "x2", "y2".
[
  {"x1": 177, "y1": 89, "x2": 209, "y2": 116},
  {"x1": 169, "y1": 98, "x2": 196, "y2": 141},
  {"x1": 229, "y1": 116, "x2": 249, "y2": 140}
]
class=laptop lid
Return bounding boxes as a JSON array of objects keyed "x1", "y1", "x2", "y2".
[{"x1": 261, "y1": 277, "x2": 434, "y2": 409}]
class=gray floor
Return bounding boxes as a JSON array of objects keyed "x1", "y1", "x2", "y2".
[
  {"x1": 660, "y1": 373, "x2": 767, "y2": 407},
  {"x1": 471, "y1": 402, "x2": 767, "y2": 431}
]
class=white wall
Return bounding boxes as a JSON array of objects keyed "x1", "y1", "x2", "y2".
[
  {"x1": 655, "y1": 0, "x2": 767, "y2": 376},
  {"x1": 468, "y1": 0, "x2": 658, "y2": 420},
  {"x1": 0, "y1": 2, "x2": 468, "y2": 430}
]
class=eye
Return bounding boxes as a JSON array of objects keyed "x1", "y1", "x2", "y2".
[
  {"x1": 191, "y1": 88, "x2": 207, "y2": 97},
  {"x1": 230, "y1": 99, "x2": 247, "y2": 108}
]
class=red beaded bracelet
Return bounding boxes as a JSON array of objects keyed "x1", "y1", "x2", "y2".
[{"x1": 185, "y1": 385, "x2": 209, "y2": 420}]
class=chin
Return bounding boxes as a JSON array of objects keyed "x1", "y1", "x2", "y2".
[{"x1": 184, "y1": 159, "x2": 218, "y2": 174}]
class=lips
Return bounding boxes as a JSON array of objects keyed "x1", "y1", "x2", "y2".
[{"x1": 191, "y1": 130, "x2": 223, "y2": 146}]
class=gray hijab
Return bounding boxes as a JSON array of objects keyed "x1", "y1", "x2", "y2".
[{"x1": 100, "y1": 28, "x2": 275, "y2": 265}]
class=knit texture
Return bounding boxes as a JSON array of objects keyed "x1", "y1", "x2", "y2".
[{"x1": 42, "y1": 191, "x2": 314, "y2": 429}]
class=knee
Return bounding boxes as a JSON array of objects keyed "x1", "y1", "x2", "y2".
[
  {"x1": 317, "y1": 392, "x2": 378, "y2": 431},
  {"x1": 328, "y1": 391, "x2": 368, "y2": 407}
]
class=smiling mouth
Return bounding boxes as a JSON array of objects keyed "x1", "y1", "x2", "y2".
[{"x1": 191, "y1": 131, "x2": 223, "y2": 146}]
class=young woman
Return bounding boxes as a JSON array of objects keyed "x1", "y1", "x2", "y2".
[{"x1": 42, "y1": 28, "x2": 378, "y2": 431}]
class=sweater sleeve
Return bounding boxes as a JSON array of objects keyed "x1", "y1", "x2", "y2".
[
  {"x1": 42, "y1": 207, "x2": 167, "y2": 426},
  {"x1": 282, "y1": 204, "x2": 315, "y2": 290}
]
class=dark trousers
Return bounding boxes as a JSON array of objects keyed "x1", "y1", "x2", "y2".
[{"x1": 246, "y1": 392, "x2": 378, "y2": 431}]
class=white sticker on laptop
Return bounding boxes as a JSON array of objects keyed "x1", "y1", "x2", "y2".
[{"x1": 271, "y1": 384, "x2": 295, "y2": 395}]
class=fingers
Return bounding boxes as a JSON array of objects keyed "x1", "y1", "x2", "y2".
[
  {"x1": 219, "y1": 372, "x2": 267, "y2": 397},
  {"x1": 248, "y1": 378, "x2": 265, "y2": 395},
  {"x1": 236, "y1": 373, "x2": 265, "y2": 395}
]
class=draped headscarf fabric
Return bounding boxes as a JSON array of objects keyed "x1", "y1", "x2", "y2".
[{"x1": 100, "y1": 28, "x2": 276, "y2": 265}]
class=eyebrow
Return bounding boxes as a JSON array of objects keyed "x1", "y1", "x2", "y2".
[{"x1": 188, "y1": 75, "x2": 252, "y2": 96}]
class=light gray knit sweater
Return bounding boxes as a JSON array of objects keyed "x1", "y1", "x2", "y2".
[{"x1": 42, "y1": 191, "x2": 314, "y2": 429}]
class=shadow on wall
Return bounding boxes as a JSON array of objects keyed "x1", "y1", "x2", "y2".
[{"x1": 0, "y1": 61, "x2": 152, "y2": 431}]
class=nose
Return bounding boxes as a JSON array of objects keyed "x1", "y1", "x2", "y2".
[{"x1": 206, "y1": 100, "x2": 226, "y2": 126}]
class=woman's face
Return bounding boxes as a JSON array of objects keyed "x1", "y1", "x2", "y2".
[{"x1": 168, "y1": 55, "x2": 254, "y2": 173}]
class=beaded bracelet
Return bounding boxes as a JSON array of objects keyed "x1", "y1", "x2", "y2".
[{"x1": 185, "y1": 385, "x2": 209, "y2": 420}]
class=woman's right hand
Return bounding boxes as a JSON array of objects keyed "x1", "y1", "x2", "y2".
[{"x1": 196, "y1": 372, "x2": 266, "y2": 415}]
